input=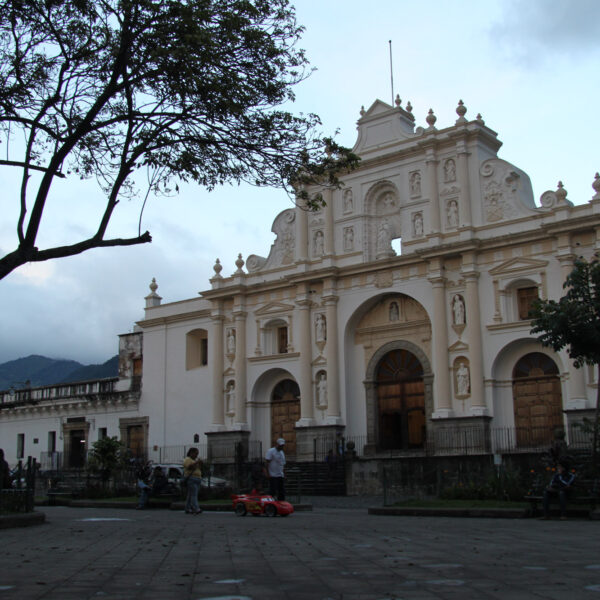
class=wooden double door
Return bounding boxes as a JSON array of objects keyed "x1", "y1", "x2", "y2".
[
  {"x1": 376, "y1": 349, "x2": 426, "y2": 450},
  {"x1": 270, "y1": 379, "x2": 300, "y2": 456}
]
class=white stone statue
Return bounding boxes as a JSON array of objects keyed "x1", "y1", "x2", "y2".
[
  {"x1": 344, "y1": 226, "x2": 354, "y2": 251},
  {"x1": 389, "y1": 301, "x2": 399, "y2": 322},
  {"x1": 457, "y1": 362, "x2": 470, "y2": 396},
  {"x1": 410, "y1": 171, "x2": 421, "y2": 197},
  {"x1": 452, "y1": 295, "x2": 465, "y2": 325},
  {"x1": 225, "y1": 382, "x2": 236, "y2": 414},
  {"x1": 314, "y1": 230, "x2": 324, "y2": 256},
  {"x1": 383, "y1": 192, "x2": 395, "y2": 209},
  {"x1": 413, "y1": 212, "x2": 423, "y2": 237},
  {"x1": 343, "y1": 189, "x2": 353, "y2": 213},
  {"x1": 227, "y1": 329, "x2": 236, "y2": 354},
  {"x1": 447, "y1": 199, "x2": 459, "y2": 228},
  {"x1": 315, "y1": 314, "x2": 326, "y2": 342},
  {"x1": 377, "y1": 219, "x2": 392, "y2": 253},
  {"x1": 317, "y1": 372, "x2": 327, "y2": 408},
  {"x1": 444, "y1": 158, "x2": 456, "y2": 182}
]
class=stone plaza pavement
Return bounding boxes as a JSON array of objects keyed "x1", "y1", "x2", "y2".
[{"x1": 0, "y1": 505, "x2": 599, "y2": 600}]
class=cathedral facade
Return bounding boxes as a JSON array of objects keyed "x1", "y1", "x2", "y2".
[{"x1": 2, "y1": 98, "x2": 600, "y2": 468}]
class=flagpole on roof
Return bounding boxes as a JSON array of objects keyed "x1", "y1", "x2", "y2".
[{"x1": 389, "y1": 40, "x2": 394, "y2": 106}]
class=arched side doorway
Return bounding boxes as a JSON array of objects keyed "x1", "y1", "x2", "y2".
[
  {"x1": 271, "y1": 379, "x2": 300, "y2": 457},
  {"x1": 364, "y1": 341, "x2": 433, "y2": 452},
  {"x1": 512, "y1": 352, "x2": 563, "y2": 447},
  {"x1": 377, "y1": 349, "x2": 426, "y2": 450}
]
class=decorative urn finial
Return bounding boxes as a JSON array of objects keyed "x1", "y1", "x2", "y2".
[
  {"x1": 395, "y1": 94, "x2": 401, "y2": 108},
  {"x1": 235, "y1": 253, "x2": 245, "y2": 274},
  {"x1": 360, "y1": 105, "x2": 366, "y2": 117},
  {"x1": 149, "y1": 277, "x2": 158, "y2": 293},
  {"x1": 406, "y1": 101, "x2": 413, "y2": 113},
  {"x1": 476, "y1": 113, "x2": 485, "y2": 125},
  {"x1": 213, "y1": 258, "x2": 223, "y2": 278},
  {"x1": 556, "y1": 181, "x2": 568, "y2": 204},
  {"x1": 593, "y1": 173, "x2": 600, "y2": 199},
  {"x1": 456, "y1": 99, "x2": 467, "y2": 123},
  {"x1": 426, "y1": 108, "x2": 437, "y2": 128}
]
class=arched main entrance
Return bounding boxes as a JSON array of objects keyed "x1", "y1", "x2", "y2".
[
  {"x1": 512, "y1": 352, "x2": 563, "y2": 447},
  {"x1": 376, "y1": 349, "x2": 426, "y2": 450},
  {"x1": 271, "y1": 379, "x2": 300, "y2": 456}
]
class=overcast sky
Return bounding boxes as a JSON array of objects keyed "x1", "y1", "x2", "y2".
[{"x1": 1, "y1": 0, "x2": 599, "y2": 368}]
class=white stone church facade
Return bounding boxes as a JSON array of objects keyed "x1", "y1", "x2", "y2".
[{"x1": 2, "y1": 98, "x2": 600, "y2": 467}]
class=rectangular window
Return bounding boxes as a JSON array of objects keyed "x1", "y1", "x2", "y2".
[
  {"x1": 98, "y1": 428, "x2": 108, "y2": 440},
  {"x1": 517, "y1": 287, "x2": 539, "y2": 320},
  {"x1": 277, "y1": 326, "x2": 288, "y2": 354},
  {"x1": 17, "y1": 433, "x2": 25, "y2": 459},
  {"x1": 48, "y1": 431, "x2": 56, "y2": 453}
]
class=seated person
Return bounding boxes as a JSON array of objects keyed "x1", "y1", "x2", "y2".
[
  {"x1": 151, "y1": 466, "x2": 169, "y2": 495},
  {"x1": 542, "y1": 461, "x2": 575, "y2": 520}
]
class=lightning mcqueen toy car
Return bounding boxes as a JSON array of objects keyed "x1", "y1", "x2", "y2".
[{"x1": 232, "y1": 492, "x2": 294, "y2": 517}]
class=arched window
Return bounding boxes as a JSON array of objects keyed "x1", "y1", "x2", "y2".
[{"x1": 186, "y1": 329, "x2": 208, "y2": 370}]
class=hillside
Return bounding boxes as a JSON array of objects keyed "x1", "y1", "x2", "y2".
[{"x1": 0, "y1": 355, "x2": 119, "y2": 390}]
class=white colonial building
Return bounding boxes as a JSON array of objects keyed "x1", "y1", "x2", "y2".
[{"x1": 2, "y1": 98, "x2": 600, "y2": 470}]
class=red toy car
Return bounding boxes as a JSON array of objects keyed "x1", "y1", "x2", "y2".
[{"x1": 232, "y1": 492, "x2": 294, "y2": 517}]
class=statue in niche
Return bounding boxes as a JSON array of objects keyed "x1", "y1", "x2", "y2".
[
  {"x1": 317, "y1": 372, "x2": 327, "y2": 408},
  {"x1": 447, "y1": 199, "x2": 459, "y2": 228},
  {"x1": 456, "y1": 362, "x2": 470, "y2": 396},
  {"x1": 452, "y1": 294, "x2": 465, "y2": 325},
  {"x1": 313, "y1": 230, "x2": 324, "y2": 257},
  {"x1": 413, "y1": 212, "x2": 423, "y2": 237},
  {"x1": 377, "y1": 219, "x2": 392, "y2": 253},
  {"x1": 389, "y1": 301, "x2": 399, "y2": 322},
  {"x1": 343, "y1": 226, "x2": 354, "y2": 251},
  {"x1": 225, "y1": 382, "x2": 236, "y2": 415},
  {"x1": 315, "y1": 314, "x2": 326, "y2": 342},
  {"x1": 343, "y1": 189, "x2": 353, "y2": 213},
  {"x1": 226, "y1": 329, "x2": 236, "y2": 354},
  {"x1": 383, "y1": 192, "x2": 395, "y2": 209},
  {"x1": 444, "y1": 158, "x2": 456, "y2": 182},
  {"x1": 410, "y1": 171, "x2": 421, "y2": 197}
]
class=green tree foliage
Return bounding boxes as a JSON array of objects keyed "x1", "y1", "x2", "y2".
[
  {"x1": 529, "y1": 256, "x2": 600, "y2": 468},
  {"x1": 86, "y1": 436, "x2": 126, "y2": 484},
  {"x1": 0, "y1": 0, "x2": 359, "y2": 280}
]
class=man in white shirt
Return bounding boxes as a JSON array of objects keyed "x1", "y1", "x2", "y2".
[{"x1": 265, "y1": 438, "x2": 286, "y2": 500}]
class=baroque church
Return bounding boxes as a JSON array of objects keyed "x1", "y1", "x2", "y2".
[{"x1": 2, "y1": 98, "x2": 600, "y2": 474}]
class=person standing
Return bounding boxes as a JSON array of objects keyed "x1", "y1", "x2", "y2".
[
  {"x1": 0, "y1": 449, "x2": 11, "y2": 489},
  {"x1": 183, "y1": 447, "x2": 203, "y2": 515},
  {"x1": 265, "y1": 438, "x2": 286, "y2": 501}
]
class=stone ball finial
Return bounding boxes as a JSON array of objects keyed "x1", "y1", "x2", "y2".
[
  {"x1": 360, "y1": 105, "x2": 366, "y2": 117},
  {"x1": 426, "y1": 108, "x2": 437, "y2": 128},
  {"x1": 149, "y1": 277, "x2": 158, "y2": 293},
  {"x1": 395, "y1": 93, "x2": 401, "y2": 107},
  {"x1": 213, "y1": 258, "x2": 223, "y2": 277},
  {"x1": 456, "y1": 99, "x2": 467, "y2": 122},
  {"x1": 406, "y1": 101, "x2": 413, "y2": 113},
  {"x1": 593, "y1": 172, "x2": 600, "y2": 198},
  {"x1": 556, "y1": 181, "x2": 568, "y2": 203}
]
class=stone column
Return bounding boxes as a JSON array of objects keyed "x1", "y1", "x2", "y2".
[
  {"x1": 463, "y1": 258, "x2": 486, "y2": 414},
  {"x1": 425, "y1": 148, "x2": 441, "y2": 236},
  {"x1": 210, "y1": 304, "x2": 225, "y2": 429},
  {"x1": 296, "y1": 283, "x2": 314, "y2": 425},
  {"x1": 296, "y1": 195, "x2": 309, "y2": 263},
  {"x1": 323, "y1": 283, "x2": 341, "y2": 423},
  {"x1": 323, "y1": 188, "x2": 334, "y2": 256},
  {"x1": 429, "y1": 258, "x2": 451, "y2": 417},
  {"x1": 456, "y1": 139, "x2": 472, "y2": 227},
  {"x1": 233, "y1": 311, "x2": 248, "y2": 428}
]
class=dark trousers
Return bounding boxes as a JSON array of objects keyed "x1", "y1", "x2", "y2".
[
  {"x1": 269, "y1": 476, "x2": 285, "y2": 501},
  {"x1": 543, "y1": 487, "x2": 568, "y2": 517}
]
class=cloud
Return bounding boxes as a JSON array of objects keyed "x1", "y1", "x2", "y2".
[{"x1": 491, "y1": 0, "x2": 600, "y2": 64}]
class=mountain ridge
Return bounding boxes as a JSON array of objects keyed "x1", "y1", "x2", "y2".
[{"x1": 0, "y1": 354, "x2": 119, "y2": 390}]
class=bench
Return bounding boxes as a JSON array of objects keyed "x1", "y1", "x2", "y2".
[{"x1": 525, "y1": 478, "x2": 599, "y2": 518}]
